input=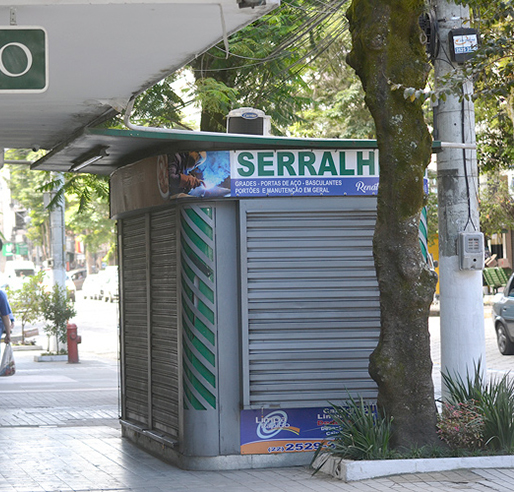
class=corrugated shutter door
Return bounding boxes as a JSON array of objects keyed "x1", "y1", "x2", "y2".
[
  {"x1": 120, "y1": 209, "x2": 180, "y2": 440},
  {"x1": 240, "y1": 198, "x2": 380, "y2": 409},
  {"x1": 150, "y1": 209, "x2": 179, "y2": 438},
  {"x1": 120, "y1": 215, "x2": 149, "y2": 426}
]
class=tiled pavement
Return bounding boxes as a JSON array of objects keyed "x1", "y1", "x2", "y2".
[{"x1": 1, "y1": 310, "x2": 514, "y2": 491}]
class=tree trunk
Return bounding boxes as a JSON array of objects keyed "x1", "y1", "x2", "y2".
[{"x1": 347, "y1": 0, "x2": 439, "y2": 448}]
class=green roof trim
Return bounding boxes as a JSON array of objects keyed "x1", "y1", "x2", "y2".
[
  {"x1": 31, "y1": 125, "x2": 447, "y2": 177},
  {"x1": 87, "y1": 127, "x2": 379, "y2": 150}
]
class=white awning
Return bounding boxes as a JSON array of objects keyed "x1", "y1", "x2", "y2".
[{"x1": 0, "y1": 1, "x2": 278, "y2": 151}]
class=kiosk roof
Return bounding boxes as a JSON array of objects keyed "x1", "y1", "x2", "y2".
[{"x1": 31, "y1": 128, "x2": 380, "y2": 176}]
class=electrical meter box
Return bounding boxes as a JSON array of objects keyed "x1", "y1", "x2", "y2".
[
  {"x1": 449, "y1": 28, "x2": 479, "y2": 63},
  {"x1": 458, "y1": 232, "x2": 484, "y2": 270}
]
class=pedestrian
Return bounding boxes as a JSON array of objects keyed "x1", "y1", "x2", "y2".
[{"x1": 0, "y1": 289, "x2": 13, "y2": 344}]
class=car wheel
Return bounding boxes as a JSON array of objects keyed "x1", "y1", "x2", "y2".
[{"x1": 496, "y1": 323, "x2": 514, "y2": 355}]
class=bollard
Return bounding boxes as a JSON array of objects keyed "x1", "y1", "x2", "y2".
[{"x1": 67, "y1": 323, "x2": 81, "y2": 363}]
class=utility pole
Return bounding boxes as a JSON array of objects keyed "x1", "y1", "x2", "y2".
[
  {"x1": 49, "y1": 172, "x2": 66, "y2": 287},
  {"x1": 48, "y1": 172, "x2": 66, "y2": 352},
  {"x1": 432, "y1": 0, "x2": 486, "y2": 392}
]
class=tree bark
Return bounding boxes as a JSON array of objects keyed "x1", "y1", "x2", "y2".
[{"x1": 347, "y1": 0, "x2": 439, "y2": 447}]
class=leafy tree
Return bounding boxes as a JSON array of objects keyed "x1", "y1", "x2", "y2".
[
  {"x1": 479, "y1": 172, "x2": 514, "y2": 237},
  {"x1": 6, "y1": 154, "x2": 52, "y2": 254},
  {"x1": 475, "y1": 99, "x2": 514, "y2": 173},
  {"x1": 289, "y1": 28, "x2": 375, "y2": 139},
  {"x1": 7, "y1": 271, "x2": 46, "y2": 344},
  {"x1": 6, "y1": 158, "x2": 115, "y2": 267},
  {"x1": 41, "y1": 284, "x2": 76, "y2": 353},
  {"x1": 187, "y1": 0, "x2": 349, "y2": 133},
  {"x1": 347, "y1": 0, "x2": 439, "y2": 448}
]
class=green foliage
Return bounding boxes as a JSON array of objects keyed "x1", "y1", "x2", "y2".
[
  {"x1": 289, "y1": 27, "x2": 375, "y2": 139},
  {"x1": 187, "y1": 0, "x2": 348, "y2": 133},
  {"x1": 323, "y1": 397, "x2": 394, "y2": 461},
  {"x1": 6, "y1": 156, "x2": 52, "y2": 248},
  {"x1": 442, "y1": 364, "x2": 514, "y2": 453},
  {"x1": 480, "y1": 375, "x2": 514, "y2": 452},
  {"x1": 41, "y1": 285, "x2": 77, "y2": 352},
  {"x1": 6, "y1": 161, "x2": 115, "y2": 261},
  {"x1": 7, "y1": 271, "x2": 46, "y2": 343},
  {"x1": 476, "y1": 99, "x2": 514, "y2": 172},
  {"x1": 479, "y1": 172, "x2": 514, "y2": 237}
]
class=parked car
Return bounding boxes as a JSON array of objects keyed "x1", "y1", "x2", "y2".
[
  {"x1": 99, "y1": 266, "x2": 118, "y2": 303},
  {"x1": 82, "y1": 273, "x2": 100, "y2": 299},
  {"x1": 68, "y1": 268, "x2": 87, "y2": 291},
  {"x1": 1, "y1": 260, "x2": 36, "y2": 290},
  {"x1": 492, "y1": 274, "x2": 514, "y2": 355}
]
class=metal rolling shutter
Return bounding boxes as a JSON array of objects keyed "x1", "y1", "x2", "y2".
[
  {"x1": 149, "y1": 209, "x2": 179, "y2": 438},
  {"x1": 120, "y1": 215, "x2": 149, "y2": 426},
  {"x1": 120, "y1": 209, "x2": 179, "y2": 439},
  {"x1": 240, "y1": 198, "x2": 380, "y2": 409}
]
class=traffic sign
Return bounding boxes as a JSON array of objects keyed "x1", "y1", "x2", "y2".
[{"x1": 0, "y1": 27, "x2": 48, "y2": 93}]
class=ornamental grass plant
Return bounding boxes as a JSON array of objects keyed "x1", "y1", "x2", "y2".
[
  {"x1": 313, "y1": 395, "x2": 394, "y2": 465},
  {"x1": 313, "y1": 364, "x2": 514, "y2": 473}
]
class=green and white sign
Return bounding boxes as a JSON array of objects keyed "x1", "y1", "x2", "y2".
[{"x1": 0, "y1": 27, "x2": 48, "y2": 93}]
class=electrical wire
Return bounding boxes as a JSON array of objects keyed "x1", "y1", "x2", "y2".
[
  {"x1": 461, "y1": 90, "x2": 478, "y2": 232},
  {"x1": 190, "y1": 0, "x2": 348, "y2": 75}
]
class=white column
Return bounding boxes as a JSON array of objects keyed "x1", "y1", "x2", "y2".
[{"x1": 433, "y1": 1, "x2": 486, "y2": 393}]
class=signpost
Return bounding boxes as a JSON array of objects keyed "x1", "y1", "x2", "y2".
[{"x1": 0, "y1": 27, "x2": 47, "y2": 92}]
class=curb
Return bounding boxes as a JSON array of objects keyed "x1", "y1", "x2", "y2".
[
  {"x1": 314, "y1": 454, "x2": 514, "y2": 482},
  {"x1": 33, "y1": 354, "x2": 68, "y2": 362}
]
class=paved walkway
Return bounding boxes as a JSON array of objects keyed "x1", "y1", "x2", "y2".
[{"x1": 0, "y1": 309, "x2": 514, "y2": 491}]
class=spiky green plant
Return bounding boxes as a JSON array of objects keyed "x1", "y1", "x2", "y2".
[{"x1": 321, "y1": 396, "x2": 394, "y2": 461}]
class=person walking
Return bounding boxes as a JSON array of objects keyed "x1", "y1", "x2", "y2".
[{"x1": 0, "y1": 289, "x2": 13, "y2": 344}]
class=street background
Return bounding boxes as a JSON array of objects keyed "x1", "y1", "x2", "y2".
[{"x1": 0, "y1": 298, "x2": 514, "y2": 491}]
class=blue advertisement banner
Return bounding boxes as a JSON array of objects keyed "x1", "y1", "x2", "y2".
[
  {"x1": 187, "y1": 148, "x2": 380, "y2": 199},
  {"x1": 112, "y1": 147, "x2": 428, "y2": 216},
  {"x1": 240, "y1": 407, "x2": 340, "y2": 455}
]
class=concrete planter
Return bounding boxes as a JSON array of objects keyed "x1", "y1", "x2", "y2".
[
  {"x1": 313, "y1": 453, "x2": 514, "y2": 482},
  {"x1": 34, "y1": 354, "x2": 68, "y2": 362}
]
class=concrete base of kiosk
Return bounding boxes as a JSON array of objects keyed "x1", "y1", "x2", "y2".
[{"x1": 121, "y1": 421, "x2": 313, "y2": 471}]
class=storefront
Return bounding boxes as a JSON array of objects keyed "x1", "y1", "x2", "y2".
[{"x1": 107, "y1": 130, "x2": 381, "y2": 470}]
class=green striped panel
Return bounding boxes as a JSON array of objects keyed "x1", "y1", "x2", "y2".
[{"x1": 181, "y1": 205, "x2": 217, "y2": 410}]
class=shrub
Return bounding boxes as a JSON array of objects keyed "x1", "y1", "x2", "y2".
[
  {"x1": 442, "y1": 365, "x2": 514, "y2": 454},
  {"x1": 41, "y1": 284, "x2": 76, "y2": 353},
  {"x1": 7, "y1": 271, "x2": 46, "y2": 343},
  {"x1": 437, "y1": 400, "x2": 485, "y2": 450}
]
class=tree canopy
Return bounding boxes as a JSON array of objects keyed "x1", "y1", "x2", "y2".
[{"x1": 5, "y1": 153, "x2": 114, "y2": 266}]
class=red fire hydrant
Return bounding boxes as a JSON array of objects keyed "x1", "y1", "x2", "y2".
[{"x1": 67, "y1": 323, "x2": 81, "y2": 363}]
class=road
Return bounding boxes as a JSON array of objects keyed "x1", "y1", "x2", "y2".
[
  {"x1": 11, "y1": 295, "x2": 514, "y2": 377},
  {"x1": 12, "y1": 295, "x2": 119, "y2": 361}
]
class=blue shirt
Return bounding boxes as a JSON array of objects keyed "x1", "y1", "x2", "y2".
[
  {"x1": 0, "y1": 290, "x2": 13, "y2": 319},
  {"x1": 0, "y1": 289, "x2": 13, "y2": 320},
  {"x1": 0, "y1": 290, "x2": 13, "y2": 337}
]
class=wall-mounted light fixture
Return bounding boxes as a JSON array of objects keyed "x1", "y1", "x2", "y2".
[
  {"x1": 69, "y1": 146, "x2": 109, "y2": 172},
  {"x1": 237, "y1": 0, "x2": 266, "y2": 8}
]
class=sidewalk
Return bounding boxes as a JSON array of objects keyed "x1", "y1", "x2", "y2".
[{"x1": 1, "y1": 332, "x2": 514, "y2": 491}]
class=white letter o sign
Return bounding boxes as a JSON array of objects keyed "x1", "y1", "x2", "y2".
[{"x1": 0, "y1": 42, "x2": 33, "y2": 77}]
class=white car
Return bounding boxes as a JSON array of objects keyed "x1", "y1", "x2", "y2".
[
  {"x1": 82, "y1": 273, "x2": 100, "y2": 299},
  {"x1": 1, "y1": 260, "x2": 36, "y2": 290},
  {"x1": 99, "y1": 266, "x2": 119, "y2": 303}
]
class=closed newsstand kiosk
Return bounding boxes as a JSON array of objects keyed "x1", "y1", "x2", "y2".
[{"x1": 106, "y1": 129, "x2": 380, "y2": 470}]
